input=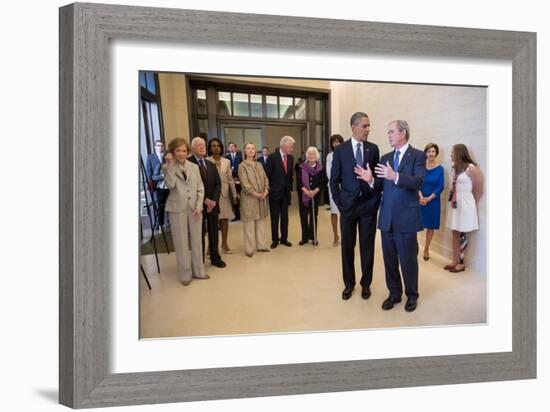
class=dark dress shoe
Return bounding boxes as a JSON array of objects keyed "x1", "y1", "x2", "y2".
[
  {"x1": 280, "y1": 240, "x2": 292, "y2": 247},
  {"x1": 312, "y1": 240, "x2": 319, "y2": 246},
  {"x1": 211, "y1": 259, "x2": 226, "y2": 268},
  {"x1": 382, "y1": 296, "x2": 402, "y2": 310},
  {"x1": 342, "y1": 287, "x2": 354, "y2": 300},
  {"x1": 270, "y1": 242, "x2": 278, "y2": 249},
  {"x1": 361, "y1": 287, "x2": 371, "y2": 300},
  {"x1": 299, "y1": 239, "x2": 308, "y2": 246},
  {"x1": 405, "y1": 298, "x2": 418, "y2": 312}
]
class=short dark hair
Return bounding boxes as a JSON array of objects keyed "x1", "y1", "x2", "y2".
[
  {"x1": 228, "y1": 141, "x2": 237, "y2": 147},
  {"x1": 329, "y1": 134, "x2": 344, "y2": 151},
  {"x1": 424, "y1": 143, "x2": 439, "y2": 156},
  {"x1": 207, "y1": 137, "x2": 224, "y2": 156},
  {"x1": 350, "y1": 112, "x2": 369, "y2": 127}
]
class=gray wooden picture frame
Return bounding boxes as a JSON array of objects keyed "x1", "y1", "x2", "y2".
[{"x1": 59, "y1": 2, "x2": 536, "y2": 409}]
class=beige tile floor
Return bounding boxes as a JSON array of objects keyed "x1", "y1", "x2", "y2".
[{"x1": 140, "y1": 204, "x2": 486, "y2": 339}]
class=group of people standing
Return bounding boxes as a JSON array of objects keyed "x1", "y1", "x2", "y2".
[
  {"x1": 146, "y1": 111, "x2": 483, "y2": 312},
  {"x1": 329, "y1": 112, "x2": 483, "y2": 312}
]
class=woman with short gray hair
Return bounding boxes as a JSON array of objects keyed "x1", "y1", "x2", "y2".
[{"x1": 297, "y1": 146, "x2": 327, "y2": 246}]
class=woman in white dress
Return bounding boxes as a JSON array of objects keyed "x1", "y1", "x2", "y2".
[
  {"x1": 445, "y1": 144, "x2": 484, "y2": 273},
  {"x1": 325, "y1": 134, "x2": 344, "y2": 246},
  {"x1": 207, "y1": 138, "x2": 238, "y2": 254}
]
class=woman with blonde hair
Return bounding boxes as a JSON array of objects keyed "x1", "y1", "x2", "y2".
[
  {"x1": 238, "y1": 143, "x2": 270, "y2": 257},
  {"x1": 445, "y1": 144, "x2": 484, "y2": 273},
  {"x1": 162, "y1": 138, "x2": 208, "y2": 285}
]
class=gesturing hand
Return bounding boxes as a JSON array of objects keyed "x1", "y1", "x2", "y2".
[
  {"x1": 374, "y1": 161, "x2": 396, "y2": 181},
  {"x1": 165, "y1": 153, "x2": 174, "y2": 165},
  {"x1": 354, "y1": 163, "x2": 374, "y2": 184}
]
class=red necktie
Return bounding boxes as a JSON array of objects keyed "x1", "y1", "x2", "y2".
[{"x1": 283, "y1": 155, "x2": 287, "y2": 173}]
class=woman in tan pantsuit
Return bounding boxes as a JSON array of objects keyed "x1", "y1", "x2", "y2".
[
  {"x1": 206, "y1": 138, "x2": 238, "y2": 254},
  {"x1": 163, "y1": 138, "x2": 208, "y2": 285},
  {"x1": 238, "y1": 143, "x2": 270, "y2": 257}
]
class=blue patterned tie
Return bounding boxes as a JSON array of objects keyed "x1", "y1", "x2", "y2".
[
  {"x1": 355, "y1": 143, "x2": 363, "y2": 167},
  {"x1": 393, "y1": 150, "x2": 400, "y2": 170}
]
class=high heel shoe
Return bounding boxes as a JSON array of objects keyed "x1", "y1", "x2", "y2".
[
  {"x1": 423, "y1": 255, "x2": 430, "y2": 261},
  {"x1": 449, "y1": 265, "x2": 465, "y2": 273},
  {"x1": 444, "y1": 263, "x2": 457, "y2": 270}
]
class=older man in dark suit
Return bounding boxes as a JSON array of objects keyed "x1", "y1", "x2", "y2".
[
  {"x1": 330, "y1": 112, "x2": 381, "y2": 301},
  {"x1": 355, "y1": 120, "x2": 426, "y2": 312},
  {"x1": 188, "y1": 137, "x2": 226, "y2": 268},
  {"x1": 266, "y1": 136, "x2": 295, "y2": 249}
]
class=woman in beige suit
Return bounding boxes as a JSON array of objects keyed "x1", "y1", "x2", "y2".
[
  {"x1": 163, "y1": 138, "x2": 208, "y2": 285},
  {"x1": 207, "y1": 138, "x2": 238, "y2": 254},
  {"x1": 238, "y1": 143, "x2": 270, "y2": 257}
]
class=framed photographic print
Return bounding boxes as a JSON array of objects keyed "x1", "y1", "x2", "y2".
[{"x1": 59, "y1": 2, "x2": 536, "y2": 408}]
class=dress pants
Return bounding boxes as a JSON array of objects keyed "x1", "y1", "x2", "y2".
[
  {"x1": 153, "y1": 188, "x2": 170, "y2": 228},
  {"x1": 243, "y1": 217, "x2": 268, "y2": 255},
  {"x1": 202, "y1": 211, "x2": 221, "y2": 263},
  {"x1": 339, "y1": 208, "x2": 377, "y2": 290},
  {"x1": 168, "y1": 210, "x2": 205, "y2": 282},
  {"x1": 381, "y1": 229, "x2": 419, "y2": 300},
  {"x1": 298, "y1": 199, "x2": 319, "y2": 241},
  {"x1": 269, "y1": 193, "x2": 289, "y2": 243}
]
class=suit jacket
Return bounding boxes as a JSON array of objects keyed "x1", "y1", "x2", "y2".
[
  {"x1": 162, "y1": 161, "x2": 204, "y2": 213},
  {"x1": 257, "y1": 155, "x2": 268, "y2": 169},
  {"x1": 265, "y1": 150, "x2": 294, "y2": 201},
  {"x1": 206, "y1": 156, "x2": 237, "y2": 200},
  {"x1": 187, "y1": 156, "x2": 222, "y2": 214},
  {"x1": 329, "y1": 138, "x2": 381, "y2": 214},
  {"x1": 145, "y1": 152, "x2": 165, "y2": 189},
  {"x1": 377, "y1": 145, "x2": 426, "y2": 232},
  {"x1": 225, "y1": 152, "x2": 243, "y2": 179}
]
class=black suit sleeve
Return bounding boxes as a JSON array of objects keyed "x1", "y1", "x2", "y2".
[
  {"x1": 265, "y1": 154, "x2": 274, "y2": 179},
  {"x1": 288, "y1": 155, "x2": 294, "y2": 191},
  {"x1": 211, "y1": 164, "x2": 221, "y2": 203},
  {"x1": 366, "y1": 144, "x2": 381, "y2": 192},
  {"x1": 329, "y1": 148, "x2": 342, "y2": 208},
  {"x1": 373, "y1": 151, "x2": 385, "y2": 192}
]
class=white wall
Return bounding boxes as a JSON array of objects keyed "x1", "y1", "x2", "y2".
[
  {"x1": 331, "y1": 82, "x2": 487, "y2": 273},
  {"x1": 2, "y1": 1, "x2": 547, "y2": 412}
]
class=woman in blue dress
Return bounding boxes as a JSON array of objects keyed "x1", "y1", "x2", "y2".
[{"x1": 418, "y1": 143, "x2": 445, "y2": 261}]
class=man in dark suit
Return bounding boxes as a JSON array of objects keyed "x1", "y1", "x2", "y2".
[
  {"x1": 330, "y1": 112, "x2": 381, "y2": 301},
  {"x1": 355, "y1": 120, "x2": 426, "y2": 312},
  {"x1": 145, "y1": 140, "x2": 170, "y2": 231},
  {"x1": 188, "y1": 137, "x2": 226, "y2": 268},
  {"x1": 225, "y1": 142, "x2": 242, "y2": 221},
  {"x1": 265, "y1": 136, "x2": 295, "y2": 249},
  {"x1": 257, "y1": 146, "x2": 269, "y2": 169}
]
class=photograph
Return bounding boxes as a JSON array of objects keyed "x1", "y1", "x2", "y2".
[{"x1": 138, "y1": 72, "x2": 487, "y2": 339}]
